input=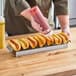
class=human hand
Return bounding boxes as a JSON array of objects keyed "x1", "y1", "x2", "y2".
[
  {"x1": 31, "y1": 18, "x2": 43, "y2": 32},
  {"x1": 31, "y1": 17, "x2": 51, "y2": 34},
  {"x1": 62, "y1": 26, "x2": 71, "y2": 41},
  {"x1": 41, "y1": 17, "x2": 51, "y2": 34}
]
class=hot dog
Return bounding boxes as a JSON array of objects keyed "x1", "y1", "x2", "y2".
[
  {"x1": 27, "y1": 36, "x2": 38, "y2": 48},
  {"x1": 19, "y1": 38, "x2": 29, "y2": 50},
  {"x1": 58, "y1": 32, "x2": 69, "y2": 43},
  {"x1": 7, "y1": 39, "x2": 21, "y2": 51},
  {"x1": 59, "y1": 32, "x2": 69, "y2": 41},
  {"x1": 52, "y1": 34, "x2": 62, "y2": 44},
  {"x1": 39, "y1": 33, "x2": 53, "y2": 46},
  {"x1": 33, "y1": 34, "x2": 46, "y2": 47}
]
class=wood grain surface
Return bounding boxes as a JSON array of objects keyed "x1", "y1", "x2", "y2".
[{"x1": 0, "y1": 28, "x2": 76, "y2": 76}]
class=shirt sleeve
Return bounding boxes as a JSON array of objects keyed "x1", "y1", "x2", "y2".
[
  {"x1": 53, "y1": 0, "x2": 68, "y2": 16},
  {"x1": 9, "y1": 0, "x2": 30, "y2": 16}
]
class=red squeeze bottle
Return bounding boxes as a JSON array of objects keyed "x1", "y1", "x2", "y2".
[{"x1": 30, "y1": 6, "x2": 49, "y2": 31}]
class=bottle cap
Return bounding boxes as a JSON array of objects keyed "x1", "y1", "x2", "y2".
[{"x1": 0, "y1": 16, "x2": 5, "y2": 23}]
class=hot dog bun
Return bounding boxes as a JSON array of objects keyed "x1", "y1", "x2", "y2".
[
  {"x1": 39, "y1": 34, "x2": 53, "y2": 46},
  {"x1": 52, "y1": 34, "x2": 62, "y2": 44},
  {"x1": 52, "y1": 34, "x2": 59, "y2": 45},
  {"x1": 19, "y1": 38, "x2": 29, "y2": 50},
  {"x1": 36, "y1": 34, "x2": 46, "y2": 45},
  {"x1": 33, "y1": 34, "x2": 46, "y2": 47},
  {"x1": 7, "y1": 32, "x2": 69, "y2": 51},
  {"x1": 58, "y1": 32, "x2": 69, "y2": 43},
  {"x1": 49, "y1": 36, "x2": 54, "y2": 45},
  {"x1": 8, "y1": 39, "x2": 21, "y2": 51},
  {"x1": 59, "y1": 32, "x2": 69, "y2": 41},
  {"x1": 27, "y1": 36, "x2": 37, "y2": 48}
]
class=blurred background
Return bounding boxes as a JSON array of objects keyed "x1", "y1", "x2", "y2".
[{"x1": 0, "y1": 0, "x2": 76, "y2": 29}]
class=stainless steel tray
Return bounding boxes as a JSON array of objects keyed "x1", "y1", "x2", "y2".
[{"x1": 7, "y1": 44, "x2": 68, "y2": 57}]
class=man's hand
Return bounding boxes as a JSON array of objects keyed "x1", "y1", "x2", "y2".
[
  {"x1": 43, "y1": 17, "x2": 51, "y2": 34},
  {"x1": 58, "y1": 15, "x2": 71, "y2": 41},
  {"x1": 21, "y1": 7, "x2": 51, "y2": 34},
  {"x1": 31, "y1": 18, "x2": 43, "y2": 32},
  {"x1": 31, "y1": 17, "x2": 51, "y2": 34},
  {"x1": 62, "y1": 26, "x2": 71, "y2": 41}
]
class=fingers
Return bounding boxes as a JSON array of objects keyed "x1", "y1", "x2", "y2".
[
  {"x1": 41, "y1": 26, "x2": 51, "y2": 34},
  {"x1": 31, "y1": 19, "x2": 43, "y2": 32},
  {"x1": 32, "y1": 24, "x2": 43, "y2": 32},
  {"x1": 62, "y1": 30, "x2": 71, "y2": 41},
  {"x1": 42, "y1": 29, "x2": 50, "y2": 34},
  {"x1": 31, "y1": 18, "x2": 51, "y2": 34},
  {"x1": 61, "y1": 26, "x2": 71, "y2": 41}
]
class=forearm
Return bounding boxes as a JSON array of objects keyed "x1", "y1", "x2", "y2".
[
  {"x1": 54, "y1": 0, "x2": 69, "y2": 29},
  {"x1": 20, "y1": 8, "x2": 32, "y2": 21},
  {"x1": 57, "y1": 15, "x2": 71, "y2": 40},
  {"x1": 57, "y1": 15, "x2": 69, "y2": 31}
]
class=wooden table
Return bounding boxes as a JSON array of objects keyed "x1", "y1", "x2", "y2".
[{"x1": 0, "y1": 28, "x2": 76, "y2": 76}]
